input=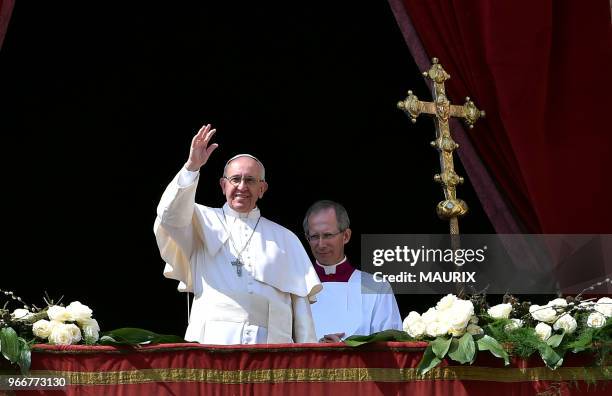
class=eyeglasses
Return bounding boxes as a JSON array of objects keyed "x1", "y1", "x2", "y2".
[
  {"x1": 305, "y1": 230, "x2": 344, "y2": 242},
  {"x1": 224, "y1": 175, "x2": 263, "y2": 187}
]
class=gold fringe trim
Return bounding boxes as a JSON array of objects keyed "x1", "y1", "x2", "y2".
[{"x1": 30, "y1": 366, "x2": 611, "y2": 386}]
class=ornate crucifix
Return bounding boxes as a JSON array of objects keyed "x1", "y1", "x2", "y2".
[{"x1": 397, "y1": 58, "x2": 485, "y2": 235}]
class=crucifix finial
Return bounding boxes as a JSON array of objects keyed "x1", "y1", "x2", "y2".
[{"x1": 397, "y1": 58, "x2": 485, "y2": 235}]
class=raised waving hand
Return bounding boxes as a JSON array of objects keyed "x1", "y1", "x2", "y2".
[{"x1": 185, "y1": 124, "x2": 219, "y2": 171}]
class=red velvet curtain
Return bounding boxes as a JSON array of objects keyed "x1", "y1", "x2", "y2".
[
  {"x1": 394, "y1": 0, "x2": 612, "y2": 233},
  {"x1": 0, "y1": 0, "x2": 14, "y2": 50}
]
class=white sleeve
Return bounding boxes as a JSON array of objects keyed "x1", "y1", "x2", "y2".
[
  {"x1": 178, "y1": 167, "x2": 199, "y2": 187},
  {"x1": 153, "y1": 168, "x2": 200, "y2": 292},
  {"x1": 370, "y1": 284, "x2": 403, "y2": 333},
  {"x1": 292, "y1": 294, "x2": 318, "y2": 343}
]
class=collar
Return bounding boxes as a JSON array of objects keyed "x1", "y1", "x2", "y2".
[
  {"x1": 222, "y1": 203, "x2": 260, "y2": 220},
  {"x1": 314, "y1": 257, "x2": 355, "y2": 282}
]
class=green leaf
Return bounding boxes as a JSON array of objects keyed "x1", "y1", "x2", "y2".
[
  {"x1": 567, "y1": 331, "x2": 593, "y2": 353},
  {"x1": 0, "y1": 327, "x2": 20, "y2": 363},
  {"x1": 343, "y1": 329, "x2": 412, "y2": 347},
  {"x1": 476, "y1": 335, "x2": 510, "y2": 365},
  {"x1": 98, "y1": 328, "x2": 186, "y2": 346},
  {"x1": 417, "y1": 344, "x2": 442, "y2": 375},
  {"x1": 448, "y1": 333, "x2": 475, "y2": 364},
  {"x1": 17, "y1": 339, "x2": 31, "y2": 375},
  {"x1": 430, "y1": 336, "x2": 452, "y2": 359},
  {"x1": 538, "y1": 343, "x2": 563, "y2": 369},
  {"x1": 546, "y1": 333, "x2": 564, "y2": 348},
  {"x1": 446, "y1": 338, "x2": 460, "y2": 361}
]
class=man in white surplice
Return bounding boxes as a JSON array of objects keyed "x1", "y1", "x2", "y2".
[
  {"x1": 154, "y1": 124, "x2": 322, "y2": 344},
  {"x1": 303, "y1": 200, "x2": 402, "y2": 342}
]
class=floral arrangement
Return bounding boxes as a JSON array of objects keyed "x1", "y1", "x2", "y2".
[
  {"x1": 1, "y1": 289, "x2": 186, "y2": 374},
  {"x1": 0, "y1": 290, "x2": 100, "y2": 373},
  {"x1": 345, "y1": 280, "x2": 612, "y2": 377},
  {"x1": 400, "y1": 292, "x2": 612, "y2": 373}
]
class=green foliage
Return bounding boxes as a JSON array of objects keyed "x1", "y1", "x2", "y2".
[
  {"x1": 430, "y1": 336, "x2": 452, "y2": 359},
  {"x1": 504, "y1": 327, "x2": 543, "y2": 358},
  {"x1": 538, "y1": 343, "x2": 564, "y2": 369},
  {"x1": 0, "y1": 327, "x2": 31, "y2": 374},
  {"x1": 416, "y1": 344, "x2": 441, "y2": 375},
  {"x1": 546, "y1": 333, "x2": 564, "y2": 348},
  {"x1": 475, "y1": 335, "x2": 509, "y2": 365},
  {"x1": 98, "y1": 328, "x2": 187, "y2": 346},
  {"x1": 448, "y1": 333, "x2": 475, "y2": 364},
  {"x1": 344, "y1": 329, "x2": 412, "y2": 347},
  {"x1": 0, "y1": 327, "x2": 20, "y2": 363}
]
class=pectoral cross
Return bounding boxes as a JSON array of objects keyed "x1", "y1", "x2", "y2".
[
  {"x1": 231, "y1": 259, "x2": 243, "y2": 277},
  {"x1": 397, "y1": 58, "x2": 485, "y2": 236}
]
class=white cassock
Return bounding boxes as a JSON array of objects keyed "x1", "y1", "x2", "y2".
[
  {"x1": 154, "y1": 168, "x2": 322, "y2": 344},
  {"x1": 311, "y1": 259, "x2": 402, "y2": 340}
]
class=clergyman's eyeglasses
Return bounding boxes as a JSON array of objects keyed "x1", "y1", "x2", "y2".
[
  {"x1": 224, "y1": 175, "x2": 263, "y2": 187},
  {"x1": 306, "y1": 230, "x2": 344, "y2": 243}
]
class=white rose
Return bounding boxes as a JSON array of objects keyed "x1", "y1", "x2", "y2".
[
  {"x1": 32, "y1": 319, "x2": 53, "y2": 339},
  {"x1": 426, "y1": 321, "x2": 450, "y2": 337},
  {"x1": 535, "y1": 322, "x2": 552, "y2": 341},
  {"x1": 80, "y1": 318, "x2": 100, "y2": 332},
  {"x1": 446, "y1": 311, "x2": 470, "y2": 332},
  {"x1": 403, "y1": 311, "x2": 420, "y2": 330},
  {"x1": 66, "y1": 301, "x2": 93, "y2": 323},
  {"x1": 11, "y1": 308, "x2": 34, "y2": 319},
  {"x1": 64, "y1": 323, "x2": 82, "y2": 343},
  {"x1": 82, "y1": 325, "x2": 100, "y2": 343},
  {"x1": 436, "y1": 294, "x2": 458, "y2": 311},
  {"x1": 11, "y1": 308, "x2": 32, "y2": 320},
  {"x1": 504, "y1": 318, "x2": 524, "y2": 332},
  {"x1": 453, "y1": 299, "x2": 475, "y2": 316},
  {"x1": 553, "y1": 313, "x2": 577, "y2": 334},
  {"x1": 547, "y1": 298, "x2": 568, "y2": 308},
  {"x1": 529, "y1": 305, "x2": 557, "y2": 323},
  {"x1": 49, "y1": 320, "x2": 64, "y2": 330},
  {"x1": 488, "y1": 303, "x2": 513, "y2": 319},
  {"x1": 47, "y1": 306, "x2": 72, "y2": 322},
  {"x1": 403, "y1": 312, "x2": 425, "y2": 338},
  {"x1": 595, "y1": 297, "x2": 612, "y2": 317},
  {"x1": 445, "y1": 300, "x2": 474, "y2": 331},
  {"x1": 48, "y1": 324, "x2": 75, "y2": 345},
  {"x1": 421, "y1": 308, "x2": 438, "y2": 324},
  {"x1": 466, "y1": 324, "x2": 484, "y2": 335},
  {"x1": 587, "y1": 312, "x2": 606, "y2": 328}
]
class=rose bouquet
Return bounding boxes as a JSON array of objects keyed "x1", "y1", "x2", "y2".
[
  {"x1": 399, "y1": 293, "x2": 612, "y2": 374},
  {"x1": 1, "y1": 289, "x2": 187, "y2": 374},
  {"x1": 343, "y1": 282, "x2": 612, "y2": 378},
  {"x1": 1, "y1": 290, "x2": 100, "y2": 374},
  {"x1": 31, "y1": 301, "x2": 100, "y2": 345}
]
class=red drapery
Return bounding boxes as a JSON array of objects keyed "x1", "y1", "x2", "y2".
[
  {"x1": 5, "y1": 342, "x2": 609, "y2": 395},
  {"x1": 0, "y1": 0, "x2": 14, "y2": 50},
  {"x1": 391, "y1": 0, "x2": 612, "y2": 233}
]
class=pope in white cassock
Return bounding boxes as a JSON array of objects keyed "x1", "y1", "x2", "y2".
[
  {"x1": 303, "y1": 200, "x2": 402, "y2": 342},
  {"x1": 154, "y1": 124, "x2": 322, "y2": 344}
]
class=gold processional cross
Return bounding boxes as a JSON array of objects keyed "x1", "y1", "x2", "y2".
[{"x1": 397, "y1": 58, "x2": 485, "y2": 236}]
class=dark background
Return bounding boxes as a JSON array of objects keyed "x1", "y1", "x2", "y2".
[{"x1": 1, "y1": 2, "x2": 497, "y2": 335}]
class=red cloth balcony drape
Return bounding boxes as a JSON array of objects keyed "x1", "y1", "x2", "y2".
[
  {"x1": 3, "y1": 342, "x2": 609, "y2": 396},
  {"x1": 390, "y1": 0, "x2": 612, "y2": 233}
]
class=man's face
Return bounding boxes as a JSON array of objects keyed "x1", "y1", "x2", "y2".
[
  {"x1": 220, "y1": 157, "x2": 268, "y2": 213},
  {"x1": 306, "y1": 208, "x2": 351, "y2": 265}
]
